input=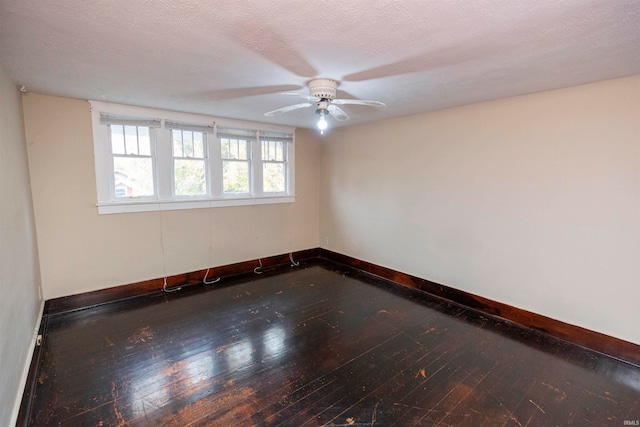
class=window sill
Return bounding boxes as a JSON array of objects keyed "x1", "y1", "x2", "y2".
[{"x1": 96, "y1": 195, "x2": 296, "y2": 214}]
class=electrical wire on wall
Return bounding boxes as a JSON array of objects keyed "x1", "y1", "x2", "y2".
[
  {"x1": 254, "y1": 258, "x2": 264, "y2": 274},
  {"x1": 203, "y1": 267, "x2": 220, "y2": 285},
  {"x1": 163, "y1": 277, "x2": 182, "y2": 293},
  {"x1": 289, "y1": 252, "x2": 300, "y2": 267}
]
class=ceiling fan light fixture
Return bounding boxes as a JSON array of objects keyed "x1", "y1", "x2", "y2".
[{"x1": 317, "y1": 109, "x2": 328, "y2": 133}]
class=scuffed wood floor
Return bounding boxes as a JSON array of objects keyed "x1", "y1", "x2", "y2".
[{"x1": 28, "y1": 262, "x2": 640, "y2": 426}]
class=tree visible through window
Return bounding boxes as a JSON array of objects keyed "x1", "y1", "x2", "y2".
[
  {"x1": 172, "y1": 129, "x2": 207, "y2": 196},
  {"x1": 262, "y1": 139, "x2": 286, "y2": 193},
  {"x1": 221, "y1": 138, "x2": 250, "y2": 194},
  {"x1": 109, "y1": 125, "x2": 154, "y2": 198}
]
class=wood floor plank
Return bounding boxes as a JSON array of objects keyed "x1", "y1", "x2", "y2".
[{"x1": 27, "y1": 263, "x2": 640, "y2": 426}]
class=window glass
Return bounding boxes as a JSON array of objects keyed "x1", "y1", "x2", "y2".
[
  {"x1": 109, "y1": 125, "x2": 155, "y2": 198},
  {"x1": 111, "y1": 125, "x2": 125, "y2": 154},
  {"x1": 113, "y1": 157, "x2": 154, "y2": 197},
  {"x1": 221, "y1": 138, "x2": 250, "y2": 194},
  {"x1": 124, "y1": 125, "x2": 139, "y2": 154},
  {"x1": 223, "y1": 161, "x2": 249, "y2": 193},
  {"x1": 262, "y1": 140, "x2": 286, "y2": 193},
  {"x1": 173, "y1": 129, "x2": 207, "y2": 196},
  {"x1": 174, "y1": 159, "x2": 206, "y2": 196},
  {"x1": 138, "y1": 127, "x2": 151, "y2": 155},
  {"x1": 263, "y1": 162, "x2": 285, "y2": 192}
]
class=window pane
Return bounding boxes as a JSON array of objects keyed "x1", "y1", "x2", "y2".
[
  {"x1": 229, "y1": 139, "x2": 238, "y2": 159},
  {"x1": 223, "y1": 161, "x2": 249, "y2": 193},
  {"x1": 138, "y1": 127, "x2": 151, "y2": 155},
  {"x1": 174, "y1": 159, "x2": 206, "y2": 196},
  {"x1": 184, "y1": 131, "x2": 194, "y2": 157},
  {"x1": 263, "y1": 163, "x2": 285, "y2": 193},
  {"x1": 221, "y1": 139, "x2": 230, "y2": 159},
  {"x1": 113, "y1": 157, "x2": 154, "y2": 197},
  {"x1": 238, "y1": 140, "x2": 248, "y2": 160},
  {"x1": 124, "y1": 126, "x2": 139, "y2": 154},
  {"x1": 262, "y1": 140, "x2": 284, "y2": 161},
  {"x1": 276, "y1": 142, "x2": 284, "y2": 161},
  {"x1": 222, "y1": 138, "x2": 248, "y2": 160},
  {"x1": 194, "y1": 132, "x2": 204, "y2": 158},
  {"x1": 172, "y1": 130, "x2": 183, "y2": 157},
  {"x1": 111, "y1": 125, "x2": 125, "y2": 154}
]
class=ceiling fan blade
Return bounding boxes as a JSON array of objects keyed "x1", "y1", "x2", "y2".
[
  {"x1": 179, "y1": 85, "x2": 304, "y2": 102},
  {"x1": 264, "y1": 102, "x2": 313, "y2": 117},
  {"x1": 332, "y1": 98, "x2": 386, "y2": 107},
  {"x1": 282, "y1": 92, "x2": 321, "y2": 101},
  {"x1": 229, "y1": 24, "x2": 317, "y2": 78},
  {"x1": 327, "y1": 105, "x2": 350, "y2": 121}
]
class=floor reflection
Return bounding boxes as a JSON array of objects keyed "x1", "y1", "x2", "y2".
[
  {"x1": 224, "y1": 338, "x2": 254, "y2": 372},
  {"x1": 263, "y1": 326, "x2": 286, "y2": 360}
]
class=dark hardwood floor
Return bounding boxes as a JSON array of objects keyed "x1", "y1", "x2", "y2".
[{"x1": 26, "y1": 261, "x2": 640, "y2": 426}]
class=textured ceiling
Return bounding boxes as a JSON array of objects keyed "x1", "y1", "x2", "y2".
[{"x1": 1, "y1": 0, "x2": 639, "y2": 129}]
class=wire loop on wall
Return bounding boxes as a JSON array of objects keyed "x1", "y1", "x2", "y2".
[
  {"x1": 289, "y1": 252, "x2": 300, "y2": 267},
  {"x1": 203, "y1": 268, "x2": 220, "y2": 285},
  {"x1": 254, "y1": 258, "x2": 264, "y2": 274},
  {"x1": 162, "y1": 277, "x2": 182, "y2": 293}
]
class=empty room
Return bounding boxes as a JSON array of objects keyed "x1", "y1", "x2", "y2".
[{"x1": 1, "y1": 1, "x2": 639, "y2": 426}]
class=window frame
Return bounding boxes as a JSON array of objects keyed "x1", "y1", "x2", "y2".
[
  {"x1": 220, "y1": 136, "x2": 253, "y2": 198},
  {"x1": 170, "y1": 128, "x2": 210, "y2": 199},
  {"x1": 107, "y1": 123, "x2": 158, "y2": 202},
  {"x1": 90, "y1": 101, "x2": 295, "y2": 214},
  {"x1": 260, "y1": 138, "x2": 289, "y2": 196}
]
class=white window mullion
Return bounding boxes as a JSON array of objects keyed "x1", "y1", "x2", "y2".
[
  {"x1": 287, "y1": 138, "x2": 295, "y2": 196},
  {"x1": 252, "y1": 136, "x2": 263, "y2": 197},
  {"x1": 209, "y1": 132, "x2": 223, "y2": 199},
  {"x1": 204, "y1": 133, "x2": 212, "y2": 199},
  {"x1": 156, "y1": 126, "x2": 172, "y2": 201}
]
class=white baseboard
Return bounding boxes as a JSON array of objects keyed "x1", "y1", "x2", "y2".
[{"x1": 9, "y1": 299, "x2": 45, "y2": 427}]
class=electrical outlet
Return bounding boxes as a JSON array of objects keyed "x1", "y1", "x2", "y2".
[{"x1": 324, "y1": 237, "x2": 329, "y2": 246}]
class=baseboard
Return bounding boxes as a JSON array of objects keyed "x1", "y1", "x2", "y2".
[
  {"x1": 45, "y1": 248, "x2": 321, "y2": 315},
  {"x1": 318, "y1": 248, "x2": 640, "y2": 367},
  {"x1": 12, "y1": 299, "x2": 45, "y2": 427},
  {"x1": 39, "y1": 246, "x2": 639, "y2": 367}
]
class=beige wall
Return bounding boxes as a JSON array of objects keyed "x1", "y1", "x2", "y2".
[
  {"x1": 20, "y1": 77, "x2": 640, "y2": 346},
  {"x1": 23, "y1": 94, "x2": 320, "y2": 299},
  {"x1": 0, "y1": 65, "x2": 42, "y2": 426},
  {"x1": 320, "y1": 76, "x2": 640, "y2": 345}
]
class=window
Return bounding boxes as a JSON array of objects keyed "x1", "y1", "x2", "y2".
[
  {"x1": 90, "y1": 101, "x2": 295, "y2": 214},
  {"x1": 172, "y1": 129, "x2": 207, "y2": 197},
  {"x1": 110, "y1": 125, "x2": 155, "y2": 198},
  {"x1": 103, "y1": 115, "x2": 160, "y2": 200},
  {"x1": 221, "y1": 137, "x2": 250, "y2": 194},
  {"x1": 262, "y1": 139, "x2": 287, "y2": 193}
]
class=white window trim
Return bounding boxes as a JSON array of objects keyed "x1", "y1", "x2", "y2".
[
  {"x1": 107, "y1": 125, "x2": 158, "y2": 202},
  {"x1": 170, "y1": 129, "x2": 210, "y2": 200},
  {"x1": 90, "y1": 101, "x2": 296, "y2": 214},
  {"x1": 260, "y1": 138, "x2": 289, "y2": 197}
]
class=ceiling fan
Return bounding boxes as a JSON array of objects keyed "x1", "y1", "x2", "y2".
[{"x1": 264, "y1": 78, "x2": 385, "y2": 133}]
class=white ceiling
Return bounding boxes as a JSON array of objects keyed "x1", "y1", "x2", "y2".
[{"x1": 1, "y1": 0, "x2": 639, "y2": 129}]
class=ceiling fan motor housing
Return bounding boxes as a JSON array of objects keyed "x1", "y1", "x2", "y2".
[{"x1": 309, "y1": 78, "x2": 338, "y2": 99}]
